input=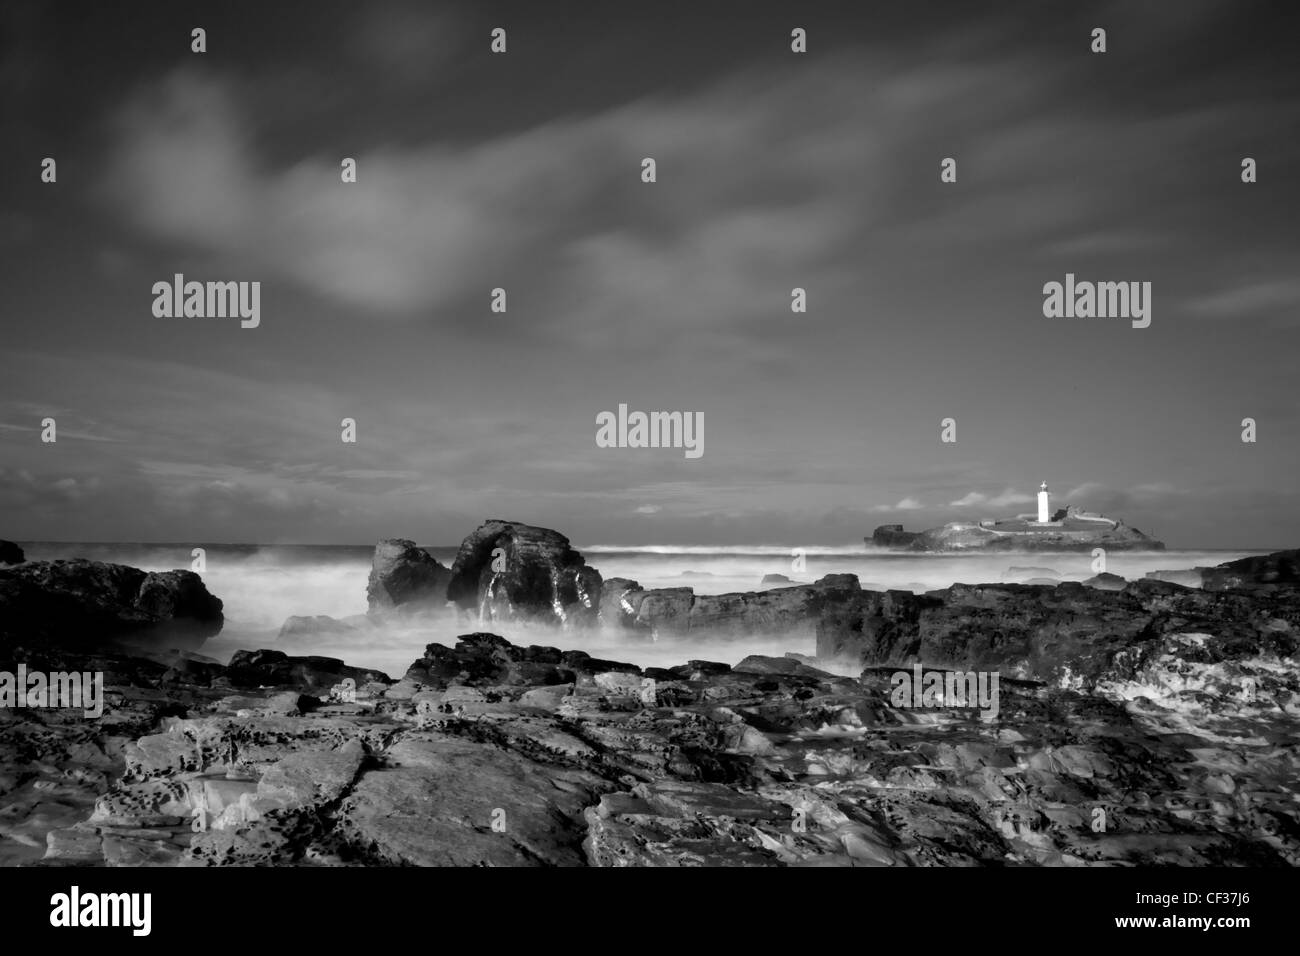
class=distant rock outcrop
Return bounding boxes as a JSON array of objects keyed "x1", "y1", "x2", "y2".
[
  {"x1": 1201, "y1": 549, "x2": 1300, "y2": 591},
  {"x1": 870, "y1": 525, "x2": 922, "y2": 548},
  {"x1": 445, "y1": 520, "x2": 601, "y2": 626},
  {"x1": 1142, "y1": 549, "x2": 1300, "y2": 593},
  {"x1": 0, "y1": 540, "x2": 23, "y2": 566},
  {"x1": 366, "y1": 539, "x2": 451, "y2": 614},
  {"x1": 0, "y1": 559, "x2": 223, "y2": 653}
]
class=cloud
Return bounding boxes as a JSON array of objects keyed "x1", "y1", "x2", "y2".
[
  {"x1": 97, "y1": 53, "x2": 1079, "y2": 329},
  {"x1": 950, "y1": 489, "x2": 1033, "y2": 509},
  {"x1": 872, "y1": 496, "x2": 924, "y2": 513},
  {"x1": 1187, "y1": 279, "x2": 1300, "y2": 323}
]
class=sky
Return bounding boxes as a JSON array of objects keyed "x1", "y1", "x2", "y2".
[{"x1": 1, "y1": 0, "x2": 1297, "y2": 548}]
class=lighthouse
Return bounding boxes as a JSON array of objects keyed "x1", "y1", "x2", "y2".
[{"x1": 1037, "y1": 482, "x2": 1050, "y2": 523}]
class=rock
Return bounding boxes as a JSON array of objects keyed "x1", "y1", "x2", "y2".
[
  {"x1": 1082, "y1": 572, "x2": 1128, "y2": 591},
  {"x1": 277, "y1": 614, "x2": 363, "y2": 642},
  {"x1": 258, "y1": 739, "x2": 365, "y2": 808},
  {"x1": 157, "y1": 650, "x2": 227, "y2": 686},
  {"x1": 761, "y1": 573, "x2": 805, "y2": 586},
  {"x1": 634, "y1": 575, "x2": 863, "y2": 639},
  {"x1": 869, "y1": 525, "x2": 922, "y2": 548},
  {"x1": 597, "y1": 577, "x2": 645, "y2": 629},
  {"x1": 816, "y1": 555, "x2": 1300, "y2": 690},
  {"x1": 225, "y1": 649, "x2": 391, "y2": 696},
  {"x1": 0, "y1": 559, "x2": 223, "y2": 653},
  {"x1": 1202, "y1": 550, "x2": 1300, "y2": 592},
  {"x1": 0, "y1": 540, "x2": 23, "y2": 566},
  {"x1": 335, "y1": 735, "x2": 608, "y2": 866},
  {"x1": 1141, "y1": 552, "x2": 1300, "y2": 595},
  {"x1": 733, "y1": 655, "x2": 836, "y2": 680},
  {"x1": 1144, "y1": 569, "x2": 1204, "y2": 588},
  {"x1": 366, "y1": 539, "x2": 451, "y2": 614},
  {"x1": 634, "y1": 587, "x2": 695, "y2": 635},
  {"x1": 445, "y1": 520, "x2": 601, "y2": 626},
  {"x1": 593, "y1": 671, "x2": 644, "y2": 696},
  {"x1": 516, "y1": 684, "x2": 573, "y2": 711},
  {"x1": 404, "y1": 634, "x2": 635, "y2": 690}
]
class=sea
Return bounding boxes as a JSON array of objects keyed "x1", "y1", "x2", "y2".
[{"x1": 15, "y1": 542, "x2": 1267, "y2": 680}]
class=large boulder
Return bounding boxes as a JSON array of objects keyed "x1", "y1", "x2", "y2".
[
  {"x1": 0, "y1": 559, "x2": 223, "y2": 653},
  {"x1": 0, "y1": 540, "x2": 23, "y2": 566},
  {"x1": 445, "y1": 520, "x2": 601, "y2": 626},
  {"x1": 366, "y1": 539, "x2": 451, "y2": 613}
]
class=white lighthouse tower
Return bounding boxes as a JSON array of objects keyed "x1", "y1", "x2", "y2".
[{"x1": 1037, "y1": 481, "x2": 1051, "y2": 523}]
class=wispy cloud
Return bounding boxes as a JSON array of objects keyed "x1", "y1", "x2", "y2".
[
  {"x1": 871, "y1": 497, "x2": 925, "y2": 513},
  {"x1": 950, "y1": 489, "x2": 1033, "y2": 509}
]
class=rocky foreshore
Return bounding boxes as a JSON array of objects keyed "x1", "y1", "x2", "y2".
[
  {"x1": 2, "y1": 537, "x2": 1296, "y2": 867},
  {"x1": 13, "y1": 614, "x2": 1297, "y2": 867}
]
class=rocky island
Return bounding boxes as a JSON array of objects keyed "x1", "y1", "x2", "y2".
[{"x1": 870, "y1": 484, "x2": 1164, "y2": 552}]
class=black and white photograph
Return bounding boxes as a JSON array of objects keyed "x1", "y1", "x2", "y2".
[{"x1": 0, "y1": 0, "x2": 1297, "y2": 934}]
